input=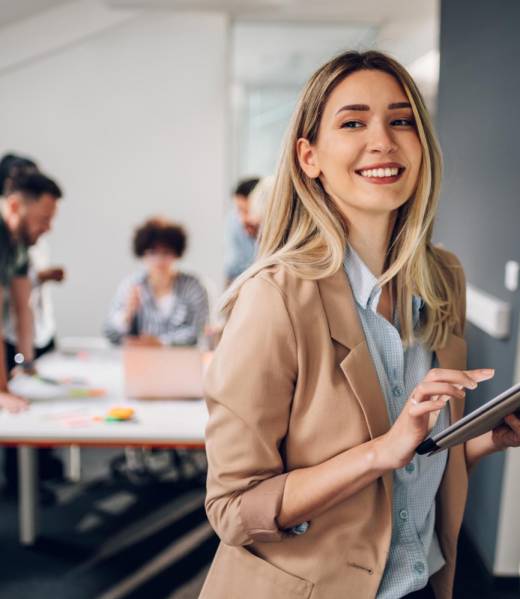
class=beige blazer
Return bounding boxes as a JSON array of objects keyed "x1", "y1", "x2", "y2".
[{"x1": 200, "y1": 248, "x2": 468, "y2": 599}]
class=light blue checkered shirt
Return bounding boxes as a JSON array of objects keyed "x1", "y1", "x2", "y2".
[{"x1": 343, "y1": 244, "x2": 449, "y2": 598}]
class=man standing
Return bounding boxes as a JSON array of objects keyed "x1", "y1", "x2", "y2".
[
  {"x1": 1, "y1": 154, "x2": 64, "y2": 369},
  {"x1": 225, "y1": 178, "x2": 259, "y2": 285},
  {"x1": 0, "y1": 172, "x2": 63, "y2": 495}
]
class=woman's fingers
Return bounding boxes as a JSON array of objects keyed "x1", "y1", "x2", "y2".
[
  {"x1": 408, "y1": 397, "x2": 448, "y2": 417},
  {"x1": 504, "y1": 413, "x2": 520, "y2": 435},
  {"x1": 493, "y1": 414, "x2": 520, "y2": 449},
  {"x1": 424, "y1": 368, "x2": 494, "y2": 389},
  {"x1": 465, "y1": 369, "x2": 495, "y2": 383},
  {"x1": 410, "y1": 381, "x2": 465, "y2": 404}
]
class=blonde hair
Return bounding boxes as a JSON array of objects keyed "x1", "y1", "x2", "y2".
[
  {"x1": 248, "y1": 175, "x2": 275, "y2": 225},
  {"x1": 222, "y1": 50, "x2": 463, "y2": 351}
]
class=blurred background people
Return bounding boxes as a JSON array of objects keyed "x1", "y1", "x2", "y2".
[
  {"x1": 225, "y1": 177, "x2": 259, "y2": 284},
  {"x1": 0, "y1": 154, "x2": 66, "y2": 371},
  {"x1": 0, "y1": 170, "x2": 64, "y2": 500},
  {"x1": 105, "y1": 217, "x2": 209, "y2": 347}
]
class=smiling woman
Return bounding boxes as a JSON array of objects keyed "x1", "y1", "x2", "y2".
[{"x1": 200, "y1": 50, "x2": 514, "y2": 599}]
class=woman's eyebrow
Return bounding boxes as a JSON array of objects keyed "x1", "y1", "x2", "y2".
[
  {"x1": 336, "y1": 104, "x2": 369, "y2": 114},
  {"x1": 388, "y1": 102, "x2": 412, "y2": 109},
  {"x1": 335, "y1": 101, "x2": 412, "y2": 115}
]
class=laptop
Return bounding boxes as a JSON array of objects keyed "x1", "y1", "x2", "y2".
[{"x1": 123, "y1": 346, "x2": 205, "y2": 399}]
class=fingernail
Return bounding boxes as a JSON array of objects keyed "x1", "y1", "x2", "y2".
[{"x1": 481, "y1": 369, "x2": 495, "y2": 373}]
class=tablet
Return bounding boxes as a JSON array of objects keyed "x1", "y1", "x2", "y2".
[{"x1": 416, "y1": 380, "x2": 520, "y2": 455}]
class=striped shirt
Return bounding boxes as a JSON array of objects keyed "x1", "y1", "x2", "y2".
[
  {"x1": 343, "y1": 244, "x2": 449, "y2": 599},
  {"x1": 104, "y1": 270, "x2": 209, "y2": 347}
]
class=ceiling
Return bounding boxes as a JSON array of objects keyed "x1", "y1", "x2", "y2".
[
  {"x1": 0, "y1": 0, "x2": 439, "y2": 101},
  {"x1": 0, "y1": 0, "x2": 73, "y2": 29},
  {"x1": 233, "y1": 21, "x2": 377, "y2": 87},
  {"x1": 107, "y1": 0, "x2": 436, "y2": 24},
  {"x1": 0, "y1": 0, "x2": 437, "y2": 28}
]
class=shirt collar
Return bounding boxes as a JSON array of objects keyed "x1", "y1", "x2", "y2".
[
  {"x1": 343, "y1": 243, "x2": 382, "y2": 311},
  {"x1": 343, "y1": 243, "x2": 424, "y2": 325}
]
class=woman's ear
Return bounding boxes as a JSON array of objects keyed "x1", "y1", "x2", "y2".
[{"x1": 296, "y1": 138, "x2": 321, "y2": 178}]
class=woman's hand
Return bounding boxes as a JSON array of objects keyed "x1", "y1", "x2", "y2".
[
  {"x1": 377, "y1": 368, "x2": 495, "y2": 470},
  {"x1": 465, "y1": 410, "x2": 520, "y2": 471},
  {"x1": 491, "y1": 412, "x2": 520, "y2": 451}
]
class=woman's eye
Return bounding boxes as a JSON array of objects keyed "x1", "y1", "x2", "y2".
[
  {"x1": 391, "y1": 118, "x2": 415, "y2": 127},
  {"x1": 341, "y1": 120, "x2": 364, "y2": 129}
]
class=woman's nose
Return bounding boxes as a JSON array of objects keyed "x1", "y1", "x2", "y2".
[{"x1": 367, "y1": 124, "x2": 397, "y2": 154}]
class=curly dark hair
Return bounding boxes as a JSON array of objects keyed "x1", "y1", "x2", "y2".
[{"x1": 133, "y1": 217, "x2": 187, "y2": 258}]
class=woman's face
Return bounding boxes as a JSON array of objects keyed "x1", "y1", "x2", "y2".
[
  {"x1": 143, "y1": 245, "x2": 177, "y2": 275},
  {"x1": 298, "y1": 69, "x2": 423, "y2": 218}
]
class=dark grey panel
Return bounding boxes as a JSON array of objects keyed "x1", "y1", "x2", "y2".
[{"x1": 436, "y1": 0, "x2": 520, "y2": 569}]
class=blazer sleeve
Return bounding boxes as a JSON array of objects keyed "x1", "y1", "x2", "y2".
[{"x1": 204, "y1": 274, "x2": 297, "y2": 546}]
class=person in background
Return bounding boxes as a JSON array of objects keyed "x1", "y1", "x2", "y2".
[
  {"x1": 0, "y1": 171, "x2": 63, "y2": 498},
  {"x1": 105, "y1": 217, "x2": 209, "y2": 482},
  {"x1": 0, "y1": 154, "x2": 38, "y2": 187},
  {"x1": 247, "y1": 175, "x2": 275, "y2": 239},
  {"x1": 3, "y1": 239, "x2": 65, "y2": 365},
  {"x1": 105, "y1": 217, "x2": 209, "y2": 347},
  {"x1": 225, "y1": 177, "x2": 259, "y2": 285},
  {"x1": 1, "y1": 153, "x2": 65, "y2": 370}
]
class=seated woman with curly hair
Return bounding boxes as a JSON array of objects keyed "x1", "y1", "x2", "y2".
[{"x1": 105, "y1": 217, "x2": 209, "y2": 347}]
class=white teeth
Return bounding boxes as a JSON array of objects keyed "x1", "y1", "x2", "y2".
[{"x1": 359, "y1": 167, "x2": 400, "y2": 178}]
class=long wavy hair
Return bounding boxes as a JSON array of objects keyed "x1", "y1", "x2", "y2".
[{"x1": 222, "y1": 50, "x2": 463, "y2": 350}]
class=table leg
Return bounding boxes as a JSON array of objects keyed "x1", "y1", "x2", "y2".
[
  {"x1": 66, "y1": 445, "x2": 81, "y2": 482},
  {"x1": 17, "y1": 446, "x2": 39, "y2": 545}
]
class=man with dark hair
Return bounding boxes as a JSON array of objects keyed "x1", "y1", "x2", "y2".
[
  {"x1": 225, "y1": 177, "x2": 260, "y2": 284},
  {"x1": 0, "y1": 154, "x2": 38, "y2": 196},
  {"x1": 1, "y1": 171, "x2": 64, "y2": 499},
  {"x1": 0, "y1": 173, "x2": 63, "y2": 492}
]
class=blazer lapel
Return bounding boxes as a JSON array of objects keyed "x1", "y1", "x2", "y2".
[
  {"x1": 318, "y1": 270, "x2": 394, "y2": 503},
  {"x1": 318, "y1": 268, "x2": 392, "y2": 440}
]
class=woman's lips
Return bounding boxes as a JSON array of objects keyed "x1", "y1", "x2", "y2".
[{"x1": 355, "y1": 166, "x2": 405, "y2": 185}]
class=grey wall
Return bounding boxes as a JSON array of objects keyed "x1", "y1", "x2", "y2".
[{"x1": 435, "y1": 0, "x2": 520, "y2": 571}]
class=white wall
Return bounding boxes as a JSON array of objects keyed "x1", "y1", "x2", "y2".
[{"x1": 0, "y1": 6, "x2": 229, "y2": 336}]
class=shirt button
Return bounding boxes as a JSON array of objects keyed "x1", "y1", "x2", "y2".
[
  {"x1": 392, "y1": 385, "x2": 403, "y2": 397},
  {"x1": 399, "y1": 509, "x2": 408, "y2": 521},
  {"x1": 413, "y1": 561, "x2": 425, "y2": 575},
  {"x1": 405, "y1": 463, "x2": 415, "y2": 473}
]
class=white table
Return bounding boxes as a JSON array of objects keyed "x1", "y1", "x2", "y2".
[{"x1": 0, "y1": 346, "x2": 208, "y2": 545}]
